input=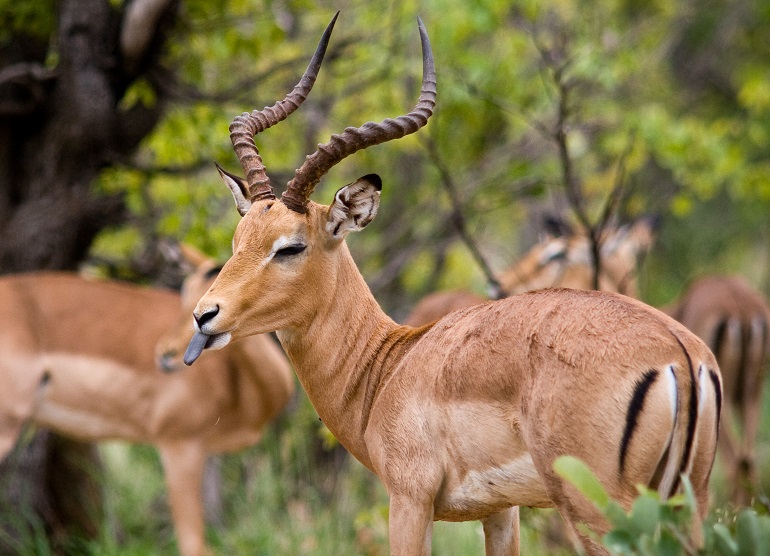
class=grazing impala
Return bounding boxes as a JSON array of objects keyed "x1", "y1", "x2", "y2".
[
  {"x1": 405, "y1": 217, "x2": 657, "y2": 326},
  {"x1": 0, "y1": 246, "x2": 294, "y2": 556},
  {"x1": 665, "y1": 275, "x2": 770, "y2": 504},
  {"x1": 185, "y1": 15, "x2": 721, "y2": 555}
]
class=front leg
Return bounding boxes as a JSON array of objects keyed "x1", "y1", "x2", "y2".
[
  {"x1": 482, "y1": 506, "x2": 520, "y2": 556},
  {"x1": 158, "y1": 441, "x2": 208, "y2": 556},
  {"x1": 388, "y1": 493, "x2": 434, "y2": 556}
]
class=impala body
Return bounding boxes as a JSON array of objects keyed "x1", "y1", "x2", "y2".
[
  {"x1": 666, "y1": 275, "x2": 770, "y2": 504},
  {"x1": 0, "y1": 254, "x2": 294, "y2": 556},
  {"x1": 184, "y1": 14, "x2": 722, "y2": 555},
  {"x1": 411, "y1": 225, "x2": 769, "y2": 505}
]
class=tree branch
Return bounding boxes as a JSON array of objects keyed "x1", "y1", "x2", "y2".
[
  {"x1": 423, "y1": 137, "x2": 504, "y2": 299},
  {"x1": 0, "y1": 63, "x2": 57, "y2": 116}
]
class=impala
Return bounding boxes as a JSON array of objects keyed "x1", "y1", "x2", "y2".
[
  {"x1": 185, "y1": 15, "x2": 721, "y2": 555},
  {"x1": 0, "y1": 245, "x2": 294, "y2": 556},
  {"x1": 411, "y1": 224, "x2": 769, "y2": 507},
  {"x1": 405, "y1": 217, "x2": 657, "y2": 326},
  {"x1": 665, "y1": 275, "x2": 770, "y2": 504}
]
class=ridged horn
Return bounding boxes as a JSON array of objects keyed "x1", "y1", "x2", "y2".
[
  {"x1": 228, "y1": 12, "x2": 338, "y2": 202},
  {"x1": 281, "y1": 17, "x2": 436, "y2": 214}
]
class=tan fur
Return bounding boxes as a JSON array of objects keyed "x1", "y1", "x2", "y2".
[
  {"x1": 191, "y1": 189, "x2": 721, "y2": 556},
  {"x1": 665, "y1": 275, "x2": 770, "y2": 504},
  {"x1": 0, "y1": 256, "x2": 294, "y2": 556},
  {"x1": 406, "y1": 219, "x2": 654, "y2": 327}
]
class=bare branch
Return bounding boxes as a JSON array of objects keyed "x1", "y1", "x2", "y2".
[
  {"x1": 108, "y1": 154, "x2": 211, "y2": 176},
  {"x1": 0, "y1": 63, "x2": 57, "y2": 116},
  {"x1": 596, "y1": 132, "x2": 635, "y2": 238},
  {"x1": 423, "y1": 137, "x2": 504, "y2": 299}
]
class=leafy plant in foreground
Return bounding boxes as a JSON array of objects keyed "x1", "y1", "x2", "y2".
[{"x1": 553, "y1": 455, "x2": 770, "y2": 555}]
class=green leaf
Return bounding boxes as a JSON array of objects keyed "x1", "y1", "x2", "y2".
[
  {"x1": 603, "y1": 529, "x2": 635, "y2": 554},
  {"x1": 553, "y1": 456, "x2": 610, "y2": 509},
  {"x1": 628, "y1": 495, "x2": 660, "y2": 537},
  {"x1": 657, "y1": 528, "x2": 683, "y2": 556},
  {"x1": 712, "y1": 523, "x2": 739, "y2": 556},
  {"x1": 605, "y1": 502, "x2": 633, "y2": 530},
  {"x1": 735, "y1": 509, "x2": 759, "y2": 556}
]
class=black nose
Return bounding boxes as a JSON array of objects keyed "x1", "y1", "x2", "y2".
[
  {"x1": 194, "y1": 305, "x2": 219, "y2": 328},
  {"x1": 159, "y1": 351, "x2": 177, "y2": 373}
]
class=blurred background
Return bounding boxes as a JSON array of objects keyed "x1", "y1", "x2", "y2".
[{"x1": 1, "y1": 0, "x2": 769, "y2": 553}]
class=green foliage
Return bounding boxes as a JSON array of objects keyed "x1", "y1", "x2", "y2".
[
  {"x1": 94, "y1": 0, "x2": 770, "y2": 313},
  {"x1": 0, "y1": 0, "x2": 55, "y2": 43},
  {"x1": 554, "y1": 455, "x2": 770, "y2": 555}
]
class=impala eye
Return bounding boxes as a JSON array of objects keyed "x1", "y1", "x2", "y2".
[{"x1": 274, "y1": 244, "x2": 307, "y2": 257}]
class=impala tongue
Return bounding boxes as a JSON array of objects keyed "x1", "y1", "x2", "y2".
[{"x1": 184, "y1": 331, "x2": 211, "y2": 366}]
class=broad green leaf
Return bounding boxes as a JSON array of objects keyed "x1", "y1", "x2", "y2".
[
  {"x1": 628, "y1": 495, "x2": 660, "y2": 537},
  {"x1": 553, "y1": 456, "x2": 610, "y2": 509}
]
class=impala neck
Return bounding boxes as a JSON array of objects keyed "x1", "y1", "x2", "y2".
[{"x1": 277, "y1": 244, "x2": 426, "y2": 470}]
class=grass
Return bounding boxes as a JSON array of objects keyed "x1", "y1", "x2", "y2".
[{"x1": 4, "y1": 381, "x2": 770, "y2": 555}]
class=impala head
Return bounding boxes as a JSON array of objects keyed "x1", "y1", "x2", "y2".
[
  {"x1": 498, "y1": 215, "x2": 658, "y2": 296},
  {"x1": 155, "y1": 244, "x2": 223, "y2": 372},
  {"x1": 184, "y1": 14, "x2": 436, "y2": 365}
]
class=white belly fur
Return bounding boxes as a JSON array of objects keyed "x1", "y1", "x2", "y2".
[{"x1": 437, "y1": 454, "x2": 552, "y2": 520}]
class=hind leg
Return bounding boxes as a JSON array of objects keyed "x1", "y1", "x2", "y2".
[
  {"x1": 482, "y1": 506, "x2": 520, "y2": 556},
  {"x1": 1, "y1": 358, "x2": 52, "y2": 461},
  {"x1": 0, "y1": 415, "x2": 25, "y2": 462}
]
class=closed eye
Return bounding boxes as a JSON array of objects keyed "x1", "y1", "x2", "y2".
[{"x1": 274, "y1": 244, "x2": 307, "y2": 257}]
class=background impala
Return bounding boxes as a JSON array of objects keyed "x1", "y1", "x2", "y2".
[
  {"x1": 184, "y1": 16, "x2": 722, "y2": 555},
  {"x1": 0, "y1": 245, "x2": 294, "y2": 556}
]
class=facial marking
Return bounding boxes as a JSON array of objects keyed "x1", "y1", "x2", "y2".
[
  {"x1": 261, "y1": 235, "x2": 302, "y2": 267},
  {"x1": 538, "y1": 240, "x2": 566, "y2": 265}
]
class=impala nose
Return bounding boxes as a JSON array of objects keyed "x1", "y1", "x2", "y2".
[
  {"x1": 158, "y1": 350, "x2": 178, "y2": 373},
  {"x1": 194, "y1": 305, "x2": 219, "y2": 330}
]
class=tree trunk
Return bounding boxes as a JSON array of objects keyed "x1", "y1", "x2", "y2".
[{"x1": 0, "y1": 0, "x2": 178, "y2": 549}]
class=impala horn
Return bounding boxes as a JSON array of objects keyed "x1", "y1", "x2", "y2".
[
  {"x1": 281, "y1": 17, "x2": 436, "y2": 214},
  {"x1": 226, "y1": 12, "x2": 339, "y2": 203}
]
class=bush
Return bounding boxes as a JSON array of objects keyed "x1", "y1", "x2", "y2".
[{"x1": 553, "y1": 456, "x2": 770, "y2": 555}]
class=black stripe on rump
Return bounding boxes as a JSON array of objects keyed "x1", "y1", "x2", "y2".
[
  {"x1": 735, "y1": 319, "x2": 749, "y2": 404},
  {"x1": 710, "y1": 318, "x2": 727, "y2": 362},
  {"x1": 672, "y1": 336, "x2": 699, "y2": 494},
  {"x1": 619, "y1": 369, "x2": 659, "y2": 474},
  {"x1": 709, "y1": 368, "x2": 722, "y2": 438}
]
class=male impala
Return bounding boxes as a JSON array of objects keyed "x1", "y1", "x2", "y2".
[
  {"x1": 0, "y1": 246, "x2": 294, "y2": 556},
  {"x1": 409, "y1": 225, "x2": 769, "y2": 506},
  {"x1": 405, "y1": 217, "x2": 657, "y2": 326},
  {"x1": 185, "y1": 15, "x2": 721, "y2": 555},
  {"x1": 665, "y1": 275, "x2": 770, "y2": 504}
]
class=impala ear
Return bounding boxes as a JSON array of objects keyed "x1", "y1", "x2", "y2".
[
  {"x1": 215, "y1": 163, "x2": 252, "y2": 216},
  {"x1": 178, "y1": 244, "x2": 212, "y2": 269},
  {"x1": 326, "y1": 174, "x2": 382, "y2": 239},
  {"x1": 541, "y1": 214, "x2": 573, "y2": 239},
  {"x1": 158, "y1": 240, "x2": 209, "y2": 273}
]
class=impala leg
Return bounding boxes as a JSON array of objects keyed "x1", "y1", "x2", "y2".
[
  {"x1": 0, "y1": 406, "x2": 25, "y2": 460},
  {"x1": 717, "y1": 400, "x2": 746, "y2": 503},
  {"x1": 158, "y1": 442, "x2": 209, "y2": 556},
  {"x1": 388, "y1": 494, "x2": 433, "y2": 556},
  {"x1": 736, "y1": 391, "x2": 762, "y2": 503},
  {"x1": 482, "y1": 506, "x2": 520, "y2": 556}
]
